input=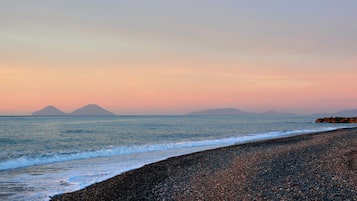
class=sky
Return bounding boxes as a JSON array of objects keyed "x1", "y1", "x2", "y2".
[{"x1": 1, "y1": 0, "x2": 357, "y2": 115}]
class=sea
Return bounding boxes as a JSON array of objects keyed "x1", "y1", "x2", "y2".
[{"x1": 0, "y1": 115, "x2": 354, "y2": 201}]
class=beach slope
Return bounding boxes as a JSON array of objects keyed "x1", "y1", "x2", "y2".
[{"x1": 51, "y1": 128, "x2": 357, "y2": 200}]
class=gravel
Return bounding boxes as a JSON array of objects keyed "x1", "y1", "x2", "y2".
[{"x1": 51, "y1": 128, "x2": 357, "y2": 201}]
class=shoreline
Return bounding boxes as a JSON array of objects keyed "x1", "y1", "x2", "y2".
[{"x1": 51, "y1": 127, "x2": 357, "y2": 200}]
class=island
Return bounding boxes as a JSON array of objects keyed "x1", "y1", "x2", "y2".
[
  {"x1": 32, "y1": 104, "x2": 116, "y2": 116},
  {"x1": 187, "y1": 108, "x2": 294, "y2": 116}
]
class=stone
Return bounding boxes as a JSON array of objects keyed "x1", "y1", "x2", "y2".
[{"x1": 315, "y1": 117, "x2": 357, "y2": 123}]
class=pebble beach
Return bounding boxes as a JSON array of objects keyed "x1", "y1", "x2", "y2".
[{"x1": 51, "y1": 127, "x2": 357, "y2": 201}]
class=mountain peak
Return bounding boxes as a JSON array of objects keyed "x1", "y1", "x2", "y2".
[
  {"x1": 32, "y1": 105, "x2": 67, "y2": 116},
  {"x1": 32, "y1": 104, "x2": 116, "y2": 116},
  {"x1": 70, "y1": 104, "x2": 115, "y2": 116}
]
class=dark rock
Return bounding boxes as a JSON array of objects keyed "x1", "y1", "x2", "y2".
[{"x1": 315, "y1": 117, "x2": 357, "y2": 123}]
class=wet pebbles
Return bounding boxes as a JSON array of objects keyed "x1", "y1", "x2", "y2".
[{"x1": 51, "y1": 128, "x2": 357, "y2": 201}]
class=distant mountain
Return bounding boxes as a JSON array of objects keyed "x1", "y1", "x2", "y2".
[
  {"x1": 187, "y1": 108, "x2": 250, "y2": 116},
  {"x1": 32, "y1": 104, "x2": 116, "y2": 116},
  {"x1": 313, "y1": 109, "x2": 357, "y2": 117},
  {"x1": 70, "y1": 104, "x2": 115, "y2": 116},
  {"x1": 32, "y1": 105, "x2": 67, "y2": 116},
  {"x1": 333, "y1": 109, "x2": 357, "y2": 117},
  {"x1": 187, "y1": 108, "x2": 295, "y2": 116}
]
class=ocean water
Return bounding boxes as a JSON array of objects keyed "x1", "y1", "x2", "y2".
[{"x1": 0, "y1": 115, "x2": 353, "y2": 201}]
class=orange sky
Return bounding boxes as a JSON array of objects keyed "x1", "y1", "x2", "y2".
[{"x1": 1, "y1": 1, "x2": 357, "y2": 115}]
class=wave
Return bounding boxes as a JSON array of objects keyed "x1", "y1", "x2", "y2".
[
  {"x1": 63, "y1": 129, "x2": 95, "y2": 133},
  {"x1": 0, "y1": 126, "x2": 349, "y2": 171}
]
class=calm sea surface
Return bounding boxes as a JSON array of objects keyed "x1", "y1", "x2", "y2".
[{"x1": 0, "y1": 115, "x2": 353, "y2": 201}]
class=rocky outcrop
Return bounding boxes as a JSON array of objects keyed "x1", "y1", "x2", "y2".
[{"x1": 315, "y1": 117, "x2": 357, "y2": 123}]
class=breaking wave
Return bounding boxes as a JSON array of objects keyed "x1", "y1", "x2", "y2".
[{"x1": 0, "y1": 126, "x2": 347, "y2": 171}]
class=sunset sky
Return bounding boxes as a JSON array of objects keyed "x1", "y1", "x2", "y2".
[{"x1": 1, "y1": 1, "x2": 357, "y2": 115}]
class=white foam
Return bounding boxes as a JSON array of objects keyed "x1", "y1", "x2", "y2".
[
  {"x1": 0, "y1": 126, "x2": 352, "y2": 201},
  {"x1": 0, "y1": 126, "x2": 347, "y2": 171}
]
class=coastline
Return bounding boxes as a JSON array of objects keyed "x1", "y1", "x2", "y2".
[{"x1": 51, "y1": 127, "x2": 357, "y2": 200}]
